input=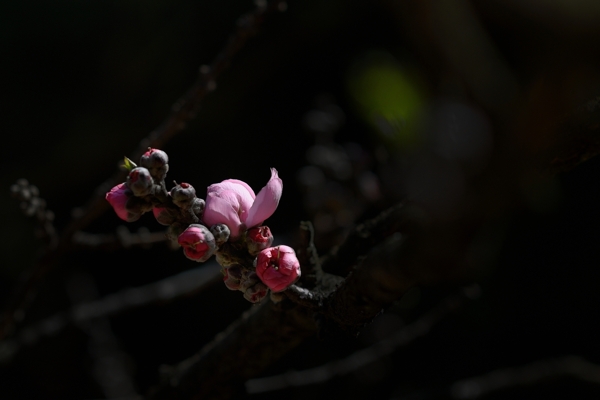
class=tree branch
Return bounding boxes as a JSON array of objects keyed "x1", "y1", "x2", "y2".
[
  {"x1": 320, "y1": 203, "x2": 428, "y2": 277},
  {"x1": 0, "y1": 263, "x2": 221, "y2": 364},
  {"x1": 247, "y1": 285, "x2": 479, "y2": 393}
]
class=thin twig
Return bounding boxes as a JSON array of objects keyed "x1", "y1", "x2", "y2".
[
  {"x1": 450, "y1": 356, "x2": 600, "y2": 399},
  {"x1": 284, "y1": 284, "x2": 323, "y2": 309},
  {"x1": 65, "y1": 272, "x2": 139, "y2": 398},
  {"x1": 395, "y1": 355, "x2": 600, "y2": 399},
  {"x1": 72, "y1": 226, "x2": 172, "y2": 250},
  {"x1": 295, "y1": 221, "x2": 322, "y2": 287},
  {"x1": 0, "y1": 263, "x2": 221, "y2": 364}
]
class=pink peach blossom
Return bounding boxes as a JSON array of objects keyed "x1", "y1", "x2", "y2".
[
  {"x1": 177, "y1": 224, "x2": 216, "y2": 262},
  {"x1": 255, "y1": 245, "x2": 301, "y2": 292},
  {"x1": 106, "y1": 183, "x2": 140, "y2": 222},
  {"x1": 202, "y1": 168, "x2": 282, "y2": 238}
]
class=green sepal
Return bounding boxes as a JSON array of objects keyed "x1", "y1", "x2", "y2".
[{"x1": 122, "y1": 156, "x2": 137, "y2": 171}]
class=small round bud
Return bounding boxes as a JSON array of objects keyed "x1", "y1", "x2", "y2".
[
  {"x1": 192, "y1": 197, "x2": 205, "y2": 218},
  {"x1": 239, "y1": 270, "x2": 260, "y2": 292},
  {"x1": 140, "y1": 148, "x2": 169, "y2": 167},
  {"x1": 140, "y1": 148, "x2": 169, "y2": 181},
  {"x1": 223, "y1": 265, "x2": 243, "y2": 291},
  {"x1": 126, "y1": 167, "x2": 154, "y2": 197},
  {"x1": 170, "y1": 182, "x2": 196, "y2": 208},
  {"x1": 243, "y1": 282, "x2": 269, "y2": 303},
  {"x1": 177, "y1": 224, "x2": 216, "y2": 262},
  {"x1": 227, "y1": 265, "x2": 243, "y2": 280},
  {"x1": 211, "y1": 224, "x2": 230, "y2": 246},
  {"x1": 246, "y1": 226, "x2": 273, "y2": 256}
]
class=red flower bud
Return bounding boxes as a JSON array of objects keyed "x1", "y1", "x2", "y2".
[
  {"x1": 246, "y1": 226, "x2": 274, "y2": 255},
  {"x1": 177, "y1": 224, "x2": 216, "y2": 262},
  {"x1": 255, "y1": 245, "x2": 301, "y2": 292}
]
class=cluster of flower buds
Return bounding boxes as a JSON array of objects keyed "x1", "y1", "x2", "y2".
[
  {"x1": 106, "y1": 148, "x2": 170, "y2": 222},
  {"x1": 105, "y1": 148, "x2": 301, "y2": 302},
  {"x1": 222, "y1": 266, "x2": 270, "y2": 303}
]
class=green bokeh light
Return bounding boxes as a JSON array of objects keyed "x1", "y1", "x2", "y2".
[{"x1": 347, "y1": 51, "x2": 426, "y2": 149}]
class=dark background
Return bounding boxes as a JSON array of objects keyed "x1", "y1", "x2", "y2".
[{"x1": 2, "y1": 0, "x2": 600, "y2": 399}]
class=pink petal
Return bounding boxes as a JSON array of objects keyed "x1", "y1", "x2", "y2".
[
  {"x1": 245, "y1": 168, "x2": 283, "y2": 229},
  {"x1": 206, "y1": 179, "x2": 255, "y2": 225},
  {"x1": 218, "y1": 179, "x2": 256, "y2": 200},
  {"x1": 202, "y1": 191, "x2": 243, "y2": 237},
  {"x1": 209, "y1": 180, "x2": 255, "y2": 212}
]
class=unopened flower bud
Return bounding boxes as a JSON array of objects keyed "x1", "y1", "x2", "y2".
[
  {"x1": 140, "y1": 148, "x2": 169, "y2": 181},
  {"x1": 222, "y1": 265, "x2": 243, "y2": 291},
  {"x1": 228, "y1": 265, "x2": 243, "y2": 279},
  {"x1": 177, "y1": 224, "x2": 216, "y2": 262},
  {"x1": 191, "y1": 197, "x2": 205, "y2": 218},
  {"x1": 243, "y1": 282, "x2": 269, "y2": 303},
  {"x1": 256, "y1": 245, "x2": 301, "y2": 292},
  {"x1": 239, "y1": 270, "x2": 260, "y2": 292},
  {"x1": 170, "y1": 182, "x2": 196, "y2": 208},
  {"x1": 211, "y1": 224, "x2": 230, "y2": 246},
  {"x1": 246, "y1": 226, "x2": 273, "y2": 255},
  {"x1": 106, "y1": 183, "x2": 141, "y2": 222},
  {"x1": 126, "y1": 167, "x2": 154, "y2": 197},
  {"x1": 140, "y1": 147, "x2": 168, "y2": 167},
  {"x1": 153, "y1": 207, "x2": 176, "y2": 226}
]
